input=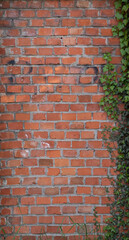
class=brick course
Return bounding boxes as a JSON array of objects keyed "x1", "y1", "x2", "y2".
[{"x1": 0, "y1": 0, "x2": 120, "y2": 238}]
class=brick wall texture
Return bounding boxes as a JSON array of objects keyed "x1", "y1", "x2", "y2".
[{"x1": 0, "y1": 0, "x2": 121, "y2": 238}]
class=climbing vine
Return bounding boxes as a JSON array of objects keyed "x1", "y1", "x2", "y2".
[{"x1": 100, "y1": 0, "x2": 129, "y2": 239}]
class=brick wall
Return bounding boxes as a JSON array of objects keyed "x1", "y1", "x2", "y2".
[{"x1": 0, "y1": 0, "x2": 121, "y2": 238}]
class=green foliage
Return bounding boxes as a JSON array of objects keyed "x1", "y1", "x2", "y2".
[{"x1": 100, "y1": 0, "x2": 129, "y2": 239}]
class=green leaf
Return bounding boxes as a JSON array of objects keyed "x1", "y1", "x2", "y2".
[
  {"x1": 122, "y1": 4, "x2": 129, "y2": 11},
  {"x1": 115, "y1": 1, "x2": 122, "y2": 9},
  {"x1": 115, "y1": 12, "x2": 123, "y2": 20}
]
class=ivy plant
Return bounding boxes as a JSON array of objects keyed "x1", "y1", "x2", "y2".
[{"x1": 100, "y1": 0, "x2": 129, "y2": 239}]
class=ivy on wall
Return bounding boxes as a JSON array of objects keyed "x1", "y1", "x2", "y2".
[{"x1": 100, "y1": 0, "x2": 129, "y2": 239}]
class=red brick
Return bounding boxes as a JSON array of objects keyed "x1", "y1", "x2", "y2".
[
  {"x1": 54, "y1": 177, "x2": 68, "y2": 185},
  {"x1": 85, "y1": 47, "x2": 99, "y2": 55},
  {"x1": 39, "y1": 48, "x2": 52, "y2": 55},
  {"x1": 86, "y1": 177, "x2": 99, "y2": 185},
  {"x1": 1, "y1": 208, "x2": 11, "y2": 215},
  {"x1": 15, "y1": 168, "x2": 29, "y2": 176},
  {"x1": 38, "y1": 28, "x2": 52, "y2": 36},
  {"x1": 37, "y1": 10, "x2": 51, "y2": 17},
  {"x1": 21, "y1": 10, "x2": 35, "y2": 17},
  {"x1": 52, "y1": 196, "x2": 67, "y2": 204},
  {"x1": 79, "y1": 57, "x2": 92, "y2": 65},
  {"x1": 0, "y1": 132, "x2": 15, "y2": 140},
  {"x1": 23, "y1": 104, "x2": 37, "y2": 112},
  {"x1": 0, "y1": 20, "x2": 12, "y2": 27},
  {"x1": 53, "y1": 10, "x2": 67, "y2": 17},
  {"x1": 66, "y1": 131, "x2": 80, "y2": 139},
  {"x1": 47, "y1": 150, "x2": 60, "y2": 158},
  {"x1": 62, "y1": 57, "x2": 76, "y2": 65},
  {"x1": 95, "y1": 150, "x2": 109, "y2": 158},
  {"x1": 31, "y1": 207, "x2": 45, "y2": 215},
  {"x1": 40, "y1": 123, "x2": 54, "y2": 130},
  {"x1": 15, "y1": 113, "x2": 30, "y2": 121},
  {"x1": 62, "y1": 113, "x2": 76, "y2": 120},
  {"x1": 25, "y1": 123, "x2": 39, "y2": 130},
  {"x1": 0, "y1": 169, "x2": 12, "y2": 176},
  {"x1": 28, "y1": 1, "x2": 42, "y2": 8},
  {"x1": 70, "y1": 28, "x2": 84, "y2": 35},
  {"x1": 55, "y1": 66, "x2": 69, "y2": 74},
  {"x1": 54, "y1": 28, "x2": 68, "y2": 36},
  {"x1": 56, "y1": 122, "x2": 69, "y2": 129},
  {"x1": 93, "y1": 38, "x2": 106, "y2": 46},
  {"x1": 93, "y1": 168, "x2": 107, "y2": 176},
  {"x1": 37, "y1": 197, "x2": 51, "y2": 204},
  {"x1": 44, "y1": 0, "x2": 58, "y2": 8},
  {"x1": 69, "y1": 196, "x2": 83, "y2": 204},
  {"x1": 70, "y1": 10, "x2": 83, "y2": 17},
  {"x1": 77, "y1": 187, "x2": 91, "y2": 194},
  {"x1": 45, "y1": 187, "x2": 59, "y2": 195},
  {"x1": 92, "y1": 1, "x2": 107, "y2": 8},
  {"x1": 71, "y1": 159, "x2": 84, "y2": 167},
  {"x1": 85, "y1": 10, "x2": 98, "y2": 17},
  {"x1": 63, "y1": 76, "x2": 77, "y2": 84},
  {"x1": 11, "y1": 1, "x2": 27, "y2": 8},
  {"x1": 16, "y1": 95, "x2": 30, "y2": 102},
  {"x1": 77, "y1": 0, "x2": 89, "y2": 7},
  {"x1": 87, "y1": 104, "x2": 100, "y2": 111},
  {"x1": 62, "y1": 168, "x2": 76, "y2": 176},
  {"x1": 100, "y1": 9, "x2": 115, "y2": 17},
  {"x1": 47, "y1": 206, "x2": 61, "y2": 215},
  {"x1": 47, "y1": 38, "x2": 61, "y2": 46},
  {"x1": 14, "y1": 150, "x2": 29, "y2": 158},
  {"x1": 14, "y1": 20, "x2": 28, "y2": 27},
  {"x1": 78, "y1": 19, "x2": 91, "y2": 26},
  {"x1": 39, "y1": 216, "x2": 53, "y2": 224},
  {"x1": 0, "y1": 2, "x2": 121, "y2": 233},
  {"x1": 47, "y1": 113, "x2": 61, "y2": 121},
  {"x1": 55, "y1": 104, "x2": 69, "y2": 111},
  {"x1": 13, "y1": 206, "x2": 28, "y2": 215},
  {"x1": 78, "y1": 168, "x2": 91, "y2": 176},
  {"x1": 1, "y1": 198, "x2": 18, "y2": 206},
  {"x1": 85, "y1": 197, "x2": 99, "y2": 204},
  {"x1": 93, "y1": 112, "x2": 107, "y2": 120},
  {"x1": 7, "y1": 178, "x2": 20, "y2": 185},
  {"x1": 72, "y1": 141, "x2": 86, "y2": 148},
  {"x1": 85, "y1": 28, "x2": 99, "y2": 36},
  {"x1": 0, "y1": 123, "x2": 6, "y2": 130},
  {"x1": 70, "y1": 104, "x2": 84, "y2": 111},
  {"x1": 101, "y1": 29, "x2": 113, "y2": 36},
  {"x1": 31, "y1": 226, "x2": 45, "y2": 234},
  {"x1": 88, "y1": 141, "x2": 102, "y2": 149},
  {"x1": 77, "y1": 113, "x2": 91, "y2": 120},
  {"x1": 31, "y1": 150, "x2": 45, "y2": 157},
  {"x1": 63, "y1": 150, "x2": 77, "y2": 158},
  {"x1": 71, "y1": 86, "x2": 83, "y2": 93},
  {"x1": 47, "y1": 94, "x2": 61, "y2": 102},
  {"x1": 69, "y1": 47, "x2": 82, "y2": 55},
  {"x1": 62, "y1": 19, "x2": 76, "y2": 27},
  {"x1": 50, "y1": 131, "x2": 64, "y2": 139},
  {"x1": 21, "y1": 197, "x2": 35, "y2": 205},
  {"x1": 93, "y1": 19, "x2": 107, "y2": 27},
  {"x1": 12, "y1": 188, "x2": 26, "y2": 195},
  {"x1": 63, "y1": 95, "x2": 77, "y2": 102},
  {"x1": 0, "y1": 114, "x2": 14, "y2": 121},
  {"x1": 23, "y1": 216, "x2": 37, "y2": 224},
  {"x1": 78, "y1": 95, "x2": 91, "y2": 102},
  {"x1": 48, "y1": 168, "x2": 60, "y2": 176},
  {"x1": 45, "y1": 19, "x2": 59, "y2": 27},
  {"x1": 1, "y1": 141, "x2": 22, "y2": 149},
  {"x1": 55, "y1": 159, "x2": 69, "y2": 167}
]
